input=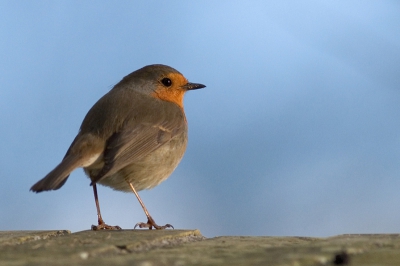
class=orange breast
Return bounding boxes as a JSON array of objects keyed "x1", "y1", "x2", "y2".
[{"x1": 151, "y1": 87, "x2": 185, "y2": 108}]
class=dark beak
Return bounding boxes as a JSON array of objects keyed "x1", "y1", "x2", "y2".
[{"x1": 183, "y1": 82, "x2": 206, "y2": 91}]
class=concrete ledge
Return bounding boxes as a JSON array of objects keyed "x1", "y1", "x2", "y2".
[{"x1": 1, "y1": 230, "x2": 400, "y2": 265}]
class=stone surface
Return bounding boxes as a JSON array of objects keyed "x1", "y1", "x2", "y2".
[
  {"x1": 1, "y1": 230, "x2": 400, "y2": 265},
  {"x1": 0, "y1": 230, "x2": 70, "y2": 246}
]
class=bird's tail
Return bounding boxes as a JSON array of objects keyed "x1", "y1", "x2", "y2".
[{"x1": 30, "y1": 155, "x2": 81, "y2": 192}]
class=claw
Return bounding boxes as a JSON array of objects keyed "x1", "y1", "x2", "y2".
[
  {"x1": 134, "y1": 218, "x2": 174, "y2": 230},
  {"x1": 91, "y1": 223, "x2": 122, "y2": 230}
]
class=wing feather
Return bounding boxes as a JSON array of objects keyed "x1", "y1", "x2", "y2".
[{"x1": 90, "y1": 102, "x2": 186, "y2": 183}]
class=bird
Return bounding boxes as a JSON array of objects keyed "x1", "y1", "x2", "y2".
[{"x1": 30, "y1": 64, "x2": 205, "y2": 230}]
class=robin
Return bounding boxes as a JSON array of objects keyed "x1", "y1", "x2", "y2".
[{"x1": 30, "y1": 64, "x2": 205, "y2": 230}]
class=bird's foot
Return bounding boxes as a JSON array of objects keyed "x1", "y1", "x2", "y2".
[
  {"x1": 134, "y1": 217, "x2": 174, "y2": 230},
  {"x1": 91, "y1": 222, "x2": 122, "y2": 230}
]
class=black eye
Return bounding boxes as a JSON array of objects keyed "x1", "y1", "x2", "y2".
[{"x1": 161, "y1": 78, "x2": 172, "y2": 87}]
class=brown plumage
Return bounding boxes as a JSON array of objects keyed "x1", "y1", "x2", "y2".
[{"x1": 30, "y1": 64, "x2": 205, "y2": 230}]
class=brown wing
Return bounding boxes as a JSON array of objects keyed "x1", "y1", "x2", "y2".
[{"x1": 90, "y1": 103, "x2": 186, "y2": 184}]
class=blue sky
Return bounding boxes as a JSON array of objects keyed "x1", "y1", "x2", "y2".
[{"x1": 1, "y1": 1, "x2": 400, "y2": 237}]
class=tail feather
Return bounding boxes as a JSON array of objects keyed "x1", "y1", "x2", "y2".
[{"x1": 30, "y1": 155, "x2": 81, "y2": 192}]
